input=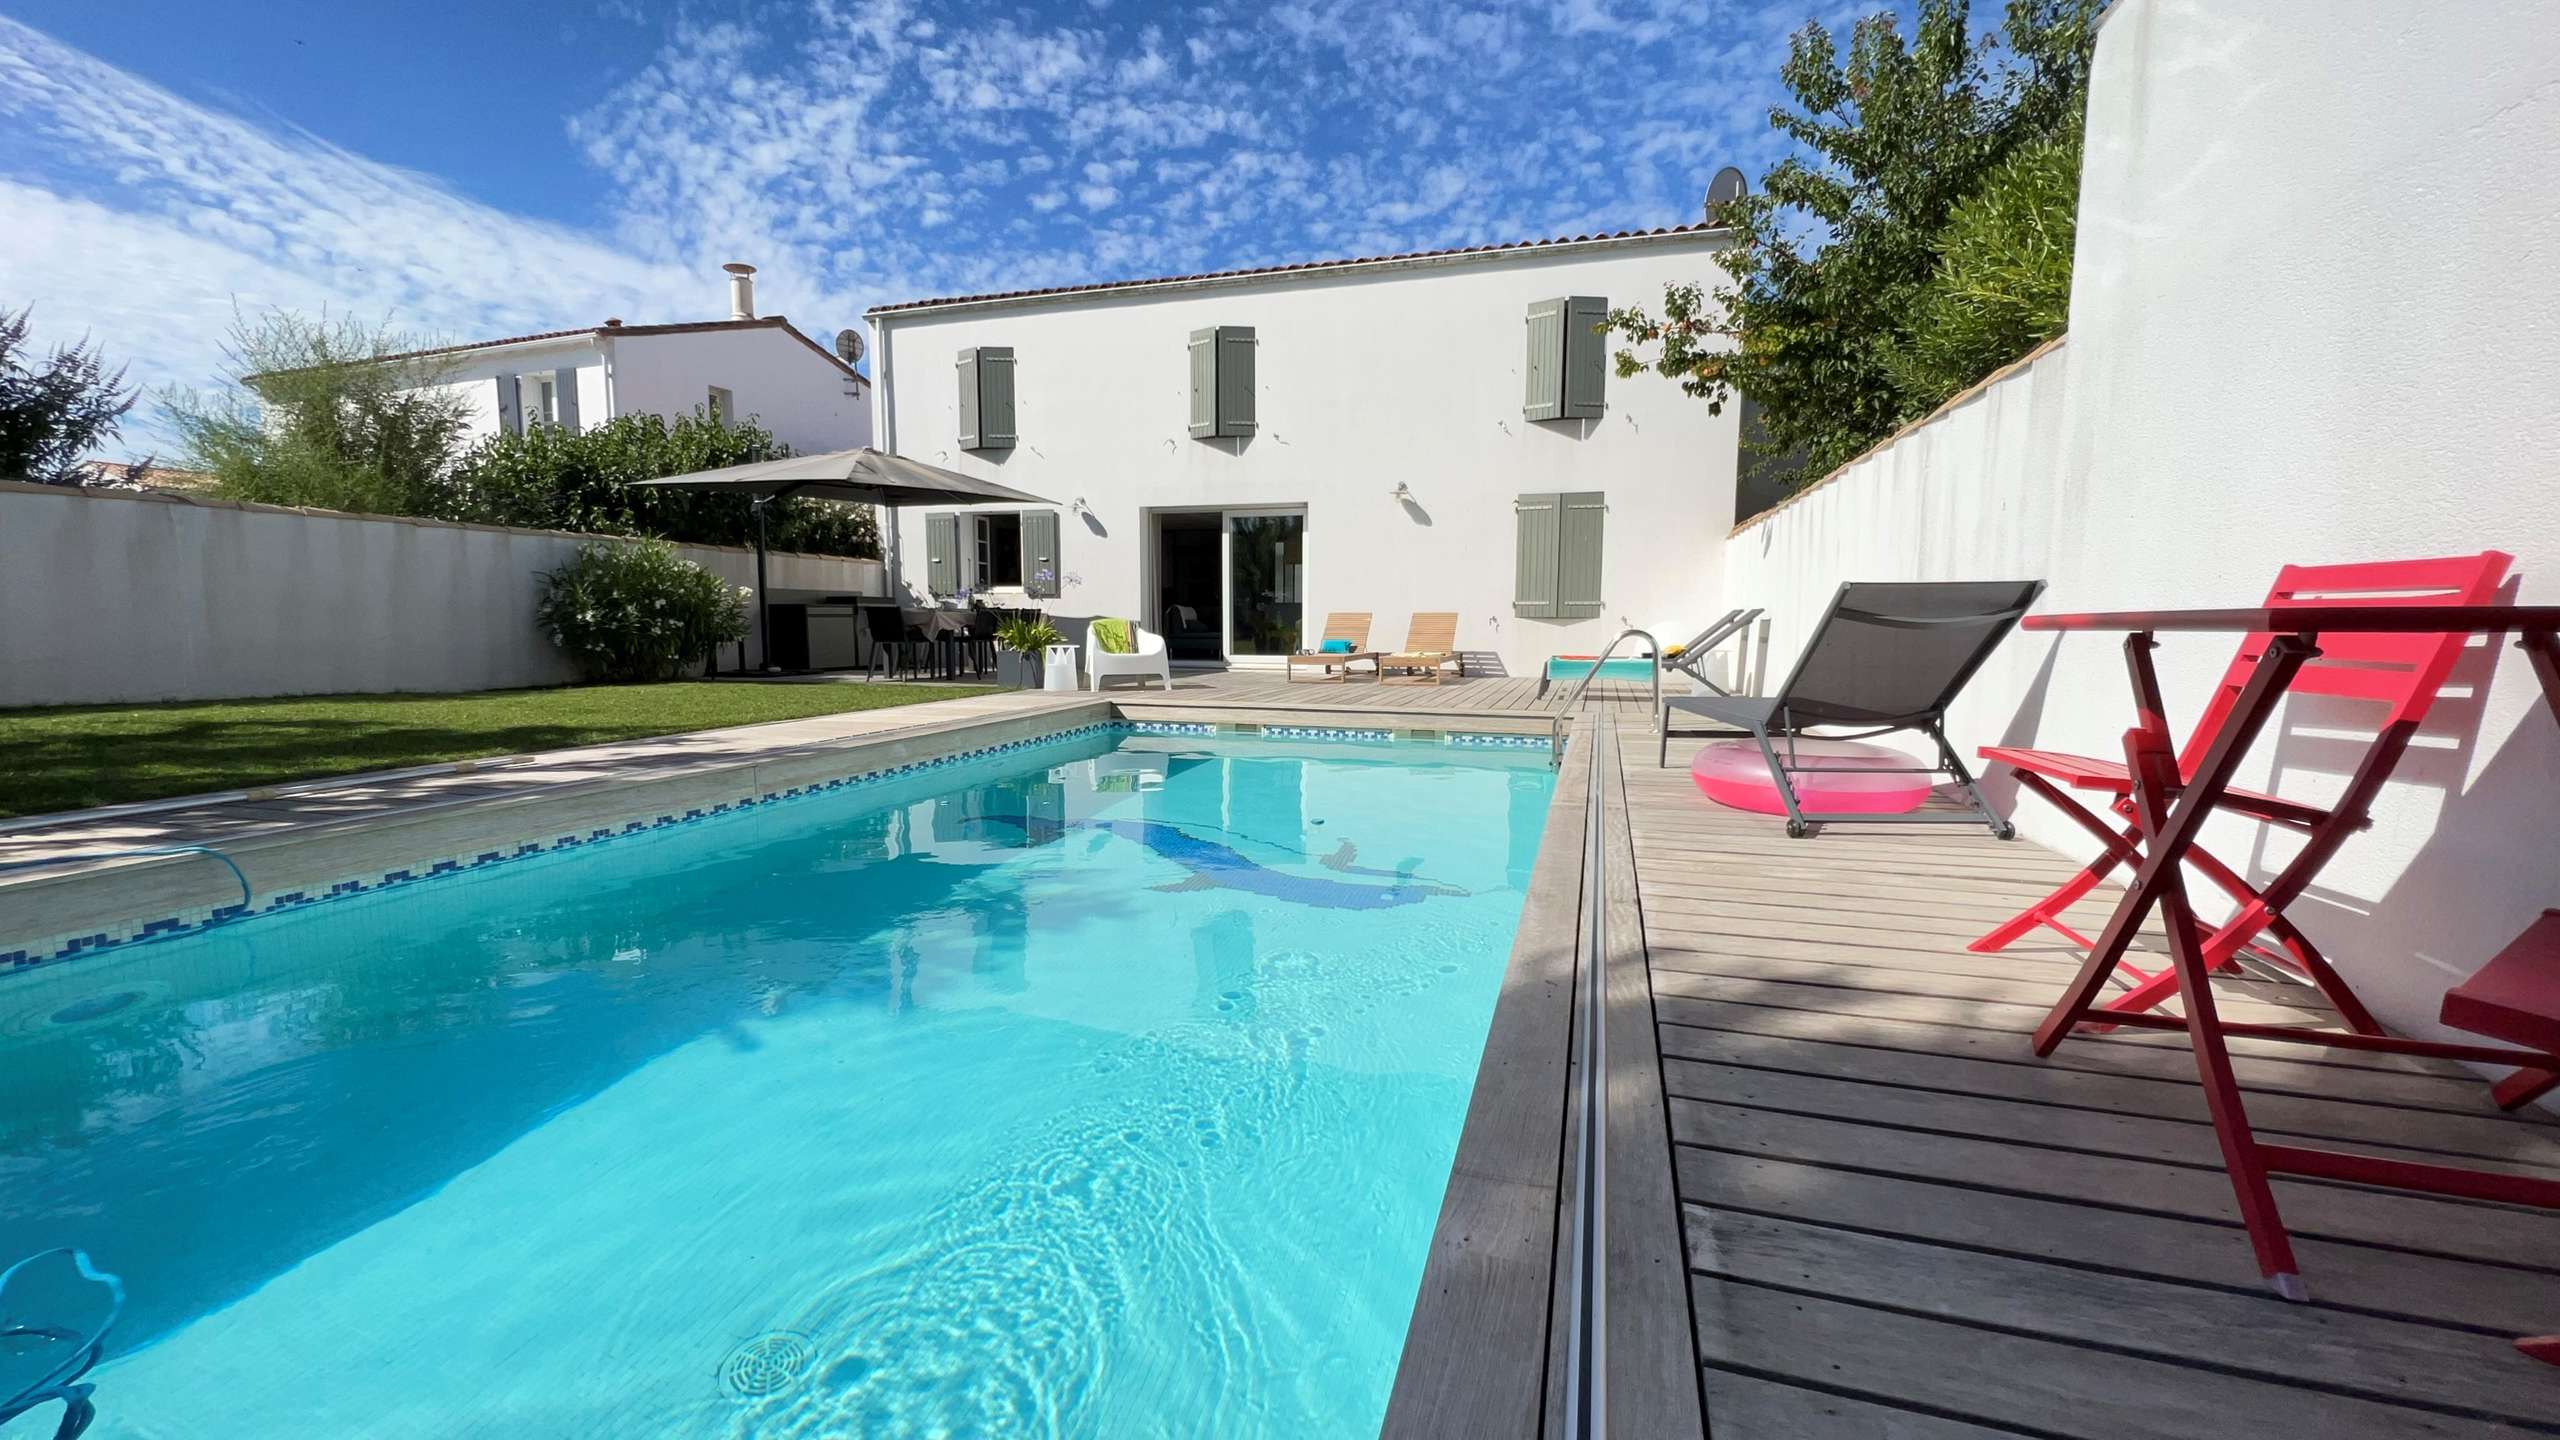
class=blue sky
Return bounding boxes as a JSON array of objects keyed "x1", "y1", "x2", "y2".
[{"x1": 0, "y1": 0, "x2": 1871, "y2": 453}]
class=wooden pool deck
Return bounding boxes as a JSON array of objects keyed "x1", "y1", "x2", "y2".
[{"x1": 1629, "y1": 719, "x2": 2560, "y2": 1438}]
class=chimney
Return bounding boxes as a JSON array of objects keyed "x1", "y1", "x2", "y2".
[{"x1": 723, "y1": 262, "x2": 757, "y2": 321}]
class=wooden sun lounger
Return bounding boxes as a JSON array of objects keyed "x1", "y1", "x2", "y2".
[
  {"x1": 1287, "y1": 611, "x2": 1382, "y2": 682},
  {"x1": 1380, "y1": 612, "x2": 1462, "y2": 685}
]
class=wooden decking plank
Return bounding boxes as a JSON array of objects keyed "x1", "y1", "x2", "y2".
[
  {"x1": 1690, "y1": 1280, "x2": 2532, "y2": 1439},
  {"x1": 1648, "y1": 953, "x2": 2337, "y2": 1030},
  {"x1": 1689, "y1": 1210, "x2": 2556, "y2": 1424},
  {"x1": 1648, "y1": 931, "x2": 2171, "y2": 986},
  {"x1": 1658, "y1": 1023, "x2": 2560, "y2": 1169},
  {"x1": 1638, "y1": 884, "x2": 2122, "y2": 932},
  {"x1": 1653, "y1": 995, "x2": 2528, "y2": 1122},
  {"x1": 1672, "y1": 1101, "x2": 2560, "y2": 1270},
  {"x1": 1650, "y1": 975, "x2": 2488, "y2": 1089},
  {"x1": 1700, "y1": 1371, "x2": 2031, "y2": 1439},
  {"x1": 1680, "y1": 1157, "x2": 2560, "y2": 1336},
  {"x1": 1663, "y1": 1056, "x2": 2560, "y2": 1181},
  {"x1": 1598, "y1": 722, "x2": 1710, "y2": 1439}
]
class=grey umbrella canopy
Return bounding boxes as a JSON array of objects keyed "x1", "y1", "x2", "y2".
[{"x1": 630, "y1": 447, "x2": 1055, "y2": 670}]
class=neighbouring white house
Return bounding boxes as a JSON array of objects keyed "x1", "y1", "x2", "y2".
[
  {"x1": 399, "y1": 264, "x2": 870, "y2": 455},
  {"x1": 865, "y1": 225, "x2": 1742, "y2": 680}
]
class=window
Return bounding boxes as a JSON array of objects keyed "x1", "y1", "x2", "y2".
[
  {"x1": 1524, "y1": 296, "x2": 1608, "y2": 422},
  {"x1": 1187, "y1": 326, "x2": 1256, "y2": 439},
  {"x1": 1513, "y1": 491, "x2": 1606, "y2": 619},
  {"x1": 973, "y1": 512, "x2": 1024, "y2": 589},
  {"x1": 927, "y1": 509, "x2": 1059, "y2": 598},
  {"x1": 498, "y1": 367, "x2": 582, "y2": 434},
  {"x1": 956, "y1": 346, "x2": 1017, "y2": 451},
  {"x1": 706, "y1": 385, "x2": 734, "y2": 425}
]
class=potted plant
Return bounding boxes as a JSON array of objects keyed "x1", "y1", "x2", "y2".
[{"x1": 995, "y1": 616, "x2": 1065, "y2": 688}]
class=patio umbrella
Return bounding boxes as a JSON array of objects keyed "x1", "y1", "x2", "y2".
[{"x1": 630, "y1": 447, "x2": 1054, "y2": 670}]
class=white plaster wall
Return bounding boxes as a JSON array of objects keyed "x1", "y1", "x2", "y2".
[
  {"x1": 610, "y1": 328, "x2": 871, "y2": 455},
  {"x1": 1722, "y1": 0, "x2": 2560, "y2": 1043},
  {"x1": 873, "y1": 236, "x2": 1740, "y2": 678},
  {"x1": 0, "y1": 483, "x2": 883, "y2": 706},
  {"x1": 415, "y1": 338, "x2": 601, "y2": 446}
]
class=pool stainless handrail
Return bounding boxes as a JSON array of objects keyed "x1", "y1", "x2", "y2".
[
  {"x1": 1559, "y1": 714, "x2": 1613, "y2": 1438},
  {"x1": 1548, "y1": 628, "x2": 1662, "y2": 767}
]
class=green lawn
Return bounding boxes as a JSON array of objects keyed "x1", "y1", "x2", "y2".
[{"x1": 0, "y1": 682, "x2": 996, "y2": 819}]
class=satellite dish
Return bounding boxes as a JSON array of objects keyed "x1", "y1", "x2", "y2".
[
  {"x1": 834, "y1": 327, "x2": 866, "y2": 366},
  {"x1": 1704, "y1": 166, "x2": 1749, "y2": 217}
]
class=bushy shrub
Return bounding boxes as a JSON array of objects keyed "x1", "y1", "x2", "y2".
[
  {"x1": 440, "y1": 412, "x2": 877, "y2": 558},
  {"x1": 536, "y1": 539, "x2": 749, "y2": 682},
  {"x1": 1883, "y1": 117, "x2": 2082, "y2": 411}
]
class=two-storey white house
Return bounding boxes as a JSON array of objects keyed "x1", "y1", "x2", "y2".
[
  {"x1": 406, "y1": 264, "x2": 870, "y2": 455},
  {"x1": 864, "y1": 225, "x2": 1740, "y2": 680}
]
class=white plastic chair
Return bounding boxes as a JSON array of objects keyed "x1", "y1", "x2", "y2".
[{"x1": 1085, "y1": 621, "x2": 1171, "y2": 691}]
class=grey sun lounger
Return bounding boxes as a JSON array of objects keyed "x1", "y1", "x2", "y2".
[
  {"x1": 1662, "y1": 607, "x2": 1763, "y2": 696},
  {"x1": 1660, "y1": 580, "x2": 2045, "y2": 838}
]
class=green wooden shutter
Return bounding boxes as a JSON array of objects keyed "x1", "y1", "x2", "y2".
[
  {"x1": 1188, "y1": 330, "x2": 1217, "y2": 438},
  {"x1": 1022, "y1": 508, "x2": 1060, "y2": 598},
  {"x1": 956, "y1": 351, "x2": 982, "y2": 449},
  {"x1": 1523, "y1": 301, "x2": 1564, "y2": 421},
  {"x1": 979, "y1": 346, "x2": 1017, "y2": 450},
  {"x1": 553, "y1": 366, "x2": 581, "y2": 433},
  {"x1": 1513, "y1": 493, "x2": 1560, "y2": 618},
  {"x1": 925, "y1": 511, "x2": 959, "y2": 596},
  {"x1": 1557, "y1": 491, "x2": 1606, "y2": 618},
  {"x1": 1215, "y1": 326, "x2": 1255, "y2": 436},
  {"x1": 1561, "y1": 296, "x2": 1607, "y2": 419}
]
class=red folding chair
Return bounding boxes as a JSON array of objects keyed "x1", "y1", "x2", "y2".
[{"x1": 1969, "y1": 553, "x2": 2514, "y2": 1029}]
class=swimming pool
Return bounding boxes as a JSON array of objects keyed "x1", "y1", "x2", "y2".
[{"x1": 0, "y1": 727, "x2": 1554, "y2": 1437}]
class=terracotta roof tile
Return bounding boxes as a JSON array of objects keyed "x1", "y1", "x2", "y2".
[{"x1": 866, "y1": 222, "x2": 1725, "y2": 315}]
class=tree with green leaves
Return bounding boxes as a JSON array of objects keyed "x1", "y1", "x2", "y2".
[
  {"x1": 0, "y1": 305, "x2": 137, "y2": 484},
  {"x1": 1608, "y1": 0, "x2": 2101, "y2": 491},
  {"x1": 437, "y1": 411, "x2": 878, "y2": 558},
  {"x1": 167, "y1": 308, "x2": 475, "y2": 515}
]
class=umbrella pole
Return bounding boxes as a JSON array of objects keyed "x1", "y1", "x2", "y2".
[{"x1": 754, "y1": 496, "x2": 773, "y2": 673}]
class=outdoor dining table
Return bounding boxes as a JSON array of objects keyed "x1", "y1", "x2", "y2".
[
  {"x1": 2017, "y1": 601, "x2": 2560, "y2": 1303},
  {"x1": 898, "y1": 606, "x2": 990, "y2": 678}
]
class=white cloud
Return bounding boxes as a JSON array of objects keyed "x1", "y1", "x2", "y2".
[{"x1": 3, "y1": 0, "x2": 1817, "y2": 459}]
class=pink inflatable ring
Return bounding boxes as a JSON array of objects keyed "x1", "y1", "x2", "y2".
[{"x1": 1691, "y1": 738, "x2": 1933, "y2": 824}]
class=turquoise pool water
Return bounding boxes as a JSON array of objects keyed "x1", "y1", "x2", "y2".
[
  {"x1": 1543, "y1": 656, "x2": 1656, "y2": 683},
  {"x1": 0, "y1": 729, "x2": 1554, "y2": 1438}
]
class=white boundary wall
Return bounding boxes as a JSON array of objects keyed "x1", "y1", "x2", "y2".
[
  {"x1": 0, "y1": 482, "x2": 882, "y2": 706},
  {"x1": 1722, "y1": 0, "x2": 2560, "y2": 1042}
]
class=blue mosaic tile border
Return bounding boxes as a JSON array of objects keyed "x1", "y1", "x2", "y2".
[
  {"x1": 1259, "y1": 724, "x2": 1395, "y2": 744},
  {"x1": 3, "y1": 717, "x2": 1552, "y2": 972}
]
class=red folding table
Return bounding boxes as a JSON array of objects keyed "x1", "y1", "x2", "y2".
[{"x1": 2019, "y1": 602, "x2": 2560, "y2": 1306}]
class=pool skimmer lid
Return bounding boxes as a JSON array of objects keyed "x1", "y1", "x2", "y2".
[{"x1": 721, "y1": 1331, "x2": 814, "y2": 1397}]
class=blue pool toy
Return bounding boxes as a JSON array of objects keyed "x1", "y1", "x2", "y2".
[{"x1": 0, "y1": 1249, "x2": 123, "y2": 1440}]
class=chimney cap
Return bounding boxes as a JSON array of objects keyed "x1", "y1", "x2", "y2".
[
  {"x1": 722, "y1": 262, "x2": 757, "y2": 276},
  {"x1": 603, "y1": 316, "x2": 624, "y2": 327}
]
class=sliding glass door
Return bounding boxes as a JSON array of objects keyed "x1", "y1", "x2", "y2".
[
  {"x1": 1149, "y1": 507, "x2": 1307, "y2": 663},
  {"x1": 1225, "y1": 511, "x2": 1304, "y2": 658}
]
